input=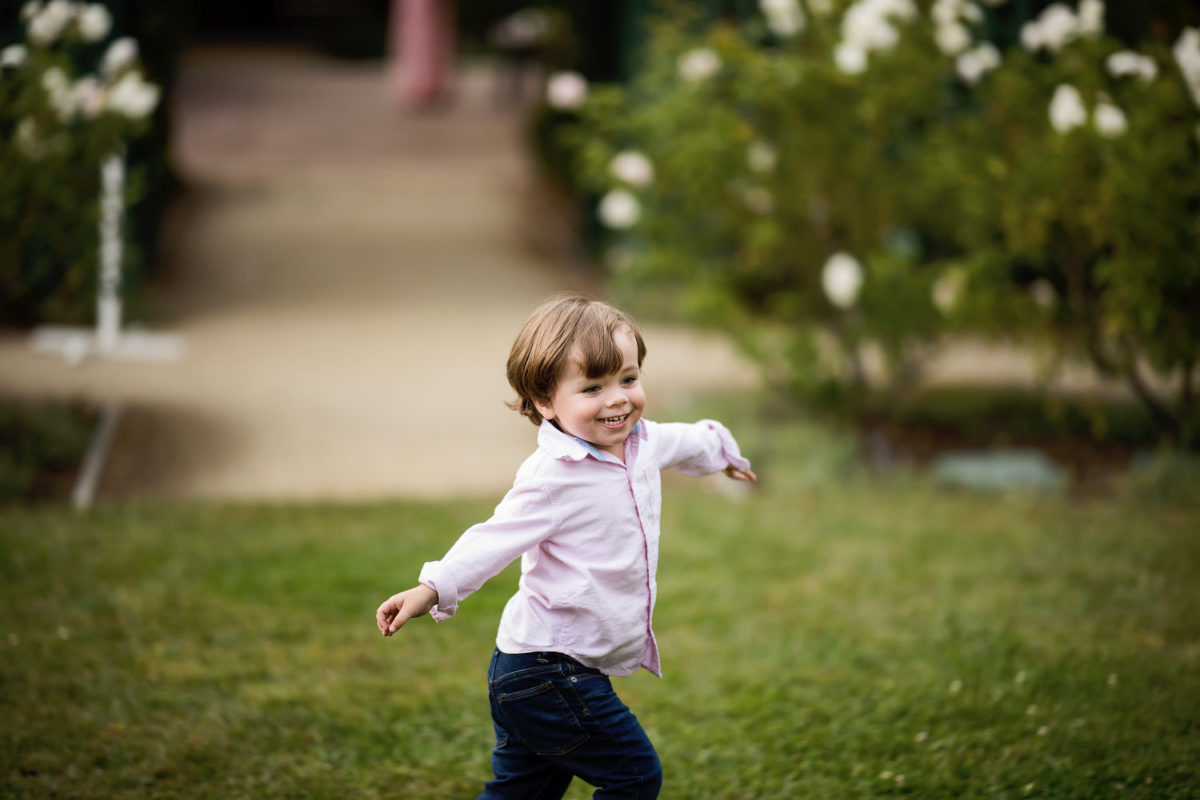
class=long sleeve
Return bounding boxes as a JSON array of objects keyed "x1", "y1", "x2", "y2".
[
  {"x1": 650, "y1": 419, "x2": 752, "y2": 477},
  {"x1": 418, "y1": 480, "x2": 559, "y2": 621}
]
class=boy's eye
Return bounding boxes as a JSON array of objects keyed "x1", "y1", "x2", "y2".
[
  {"x1": 622, "y1": 375, "x2": 638, "y2": 386},
  {"x1": 583, "y1": 385, "x2": 601, "y2": 394}
]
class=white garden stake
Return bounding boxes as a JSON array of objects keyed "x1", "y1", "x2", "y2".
[
  {"x1": 31, "y1": 150, "x2": 185, "y2": 364},
  {"x1": 97, "y1": 151, "x2": 123, "y2": 354}
]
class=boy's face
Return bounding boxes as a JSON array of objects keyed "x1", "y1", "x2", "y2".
[{"x1": 534, "y1": 327, "x2": 646, "y2": 459}]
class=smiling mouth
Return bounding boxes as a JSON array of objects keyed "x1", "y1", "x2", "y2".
[{"x1": 599, "y1": 413, "x2": 630, "y2": 427}]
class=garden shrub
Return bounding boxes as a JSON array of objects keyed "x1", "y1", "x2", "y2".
[
  {"x1": 1, "y1": 1, "x2": 161, "y2": 326},
  {"x1": 553, "y1": 0, "x2": 1200, "y2": 445}
]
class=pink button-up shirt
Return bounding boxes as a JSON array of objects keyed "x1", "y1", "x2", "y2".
[{"x1": 418, "y1": 418, "x2": 751, "y2": 677}]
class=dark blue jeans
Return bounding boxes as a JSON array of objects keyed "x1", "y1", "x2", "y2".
[{"x1": 477, "y1": 649, "x2": 663, "y2": 799}]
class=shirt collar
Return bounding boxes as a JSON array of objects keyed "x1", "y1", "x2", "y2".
[{"x1": 537, "y1": 419, "x2": 643, "y2": 463}]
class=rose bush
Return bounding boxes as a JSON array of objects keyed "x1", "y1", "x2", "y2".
[
  {"x1": 559, "y1": 0, "x2": 1199, "y2": 443},
  {"x1": 1, "y1": 1, "x2": 161, "y2": 325}
]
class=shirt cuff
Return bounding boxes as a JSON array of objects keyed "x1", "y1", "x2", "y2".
[
  {"x1": 418, "y1": 561, "x2": 458, "y2": 621},
  {"x1": 701, "y1": 419, "x2": 752, "y2": 474}
]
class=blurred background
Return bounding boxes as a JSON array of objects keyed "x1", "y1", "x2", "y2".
[
  {"x1": 1, "y1": 0, "x2": 1198, "y2": 503},
  {"x1": 2, "y1": 4, "x2": 1200, "y2": 798}
]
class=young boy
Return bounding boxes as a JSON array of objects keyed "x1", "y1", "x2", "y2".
[{"x1": 376, "y1": 295, "x2": 756, "y2": 799}]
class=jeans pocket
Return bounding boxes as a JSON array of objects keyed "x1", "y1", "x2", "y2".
[{"x1": 495, "y1": 677, "x2": 589, "y2": 756}]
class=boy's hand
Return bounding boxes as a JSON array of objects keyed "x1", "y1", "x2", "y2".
[
  {"x1": 376, "y1": 584, "x2": 438, "y2": 636},
  {"x1": 724, "y1": 465, "x2": 757, "y2": 483}
]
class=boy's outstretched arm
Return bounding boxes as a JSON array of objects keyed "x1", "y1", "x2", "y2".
[
  {"x1": 376, "y1": 583, "x2": 438, "y2": 636},
  {"x1": 724, "y1": 465, "x2": 757, "y2": 482}
]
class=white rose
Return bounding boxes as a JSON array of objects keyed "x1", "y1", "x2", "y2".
[
  {"x1": 107, "y1": 70, "x2": 160, "y2": 118},
  {"x1": 956, "y1": 42, "x2": 1000, "y2": 84},
  {"x1": 959, "y1": 2, "x2": 984, "y2": 24},
  {"x1": 822, "y1": 252, "x2": 865, "y2": 308},
  {"x1": 545, "y1": 71, "x2": 587, "y2": 110},
  {"x1": 1, "y1": 44, "x2": 28, "y2": 68},
  {"x1": 15, "y1": 116, "x2": 41, "y2": 157},
  {"x1": 843, "y1": 4, "x2": 898, "y2": 51},
  {"x1": 73, "y1": 75, "x2": 106, "y2": 118},
  {"x1": 1093, "y1": 101, "x2": 1127, "y2": 137},
  {"x1": 1172, "y1": 27, "x2": 1200, "y2": 107},
  {"x1": 932, "y1": 269, "x2": 965, "y2": 314},
  {"x1": 760, "y1": 0, "x2": 805, "y2": 37},
  {"x1": 678, "y1": 48, "x2": 721, "y2": 83},
  {"x1": 42, "y1": 65, "x2": 76, "y2": 120},
  {"x1": 102, "y1": 36, "x2": 139, "y2": 75},
  {"x1": 609, "y1": 151, "x2": 654, "y2": 188},
  {"x1": 598, "y1": 189, "x2": 641, "y2": 229},
  {"x1": 834, "y1": 41, "x2": 868, "y2": 74},
  {"x1": 1049, "y1": 83, "x2": 1086, "y2": 133},
  {"x1": 932, "y1": 0, "x2": 963, "y2": 26},
  {"x1": 1037, "y1": 4, "x2": 1079, "y2": 51},
  {"x1": 936, "y1": 22, "x2": 972, "y2": 55},
  {"x1": 1077, "y1": 0, "x2": 1104, "y2": 37},
  {"x1": 747, "y1": 140, "x2": 778, "y2": 174},
  {"x1": 28, "y1": 0, "x2": 76, "y2": 45},
  {"x1": 77, "y1": 3, "x2": 112, "y2": 42},
  {"x1": 1106, "y1": 50, "x2": 1157, "y2": 82}
]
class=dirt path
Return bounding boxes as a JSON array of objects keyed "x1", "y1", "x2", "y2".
[{"x1": 0, "y1": 46, "x2": 756, "y2": 501}]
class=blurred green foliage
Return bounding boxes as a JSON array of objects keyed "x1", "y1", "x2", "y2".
[{"x1": 558, "y1": 1, "x2": 1200, "y2": 445}]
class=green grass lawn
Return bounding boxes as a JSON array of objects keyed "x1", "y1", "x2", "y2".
[{"x1": 2, "y1": 447, "x2": 1198, "y2": 797}]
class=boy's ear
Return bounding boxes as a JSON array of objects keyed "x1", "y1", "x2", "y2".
[{"x1": 533, "y1": 398, "x2": 555, "y2": 421}]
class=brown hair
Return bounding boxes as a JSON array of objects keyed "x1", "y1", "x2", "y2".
[{"x1": 506, "y1": 295, "x2": 647, "y2": 425}]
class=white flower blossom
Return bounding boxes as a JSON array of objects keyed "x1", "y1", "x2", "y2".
[
  {"x1": 821, "y1": 252, "x2": 864, "y2": 308},
  {"x1": 73, "y1": 75, "x2": 106, "y2": 118},
  {"x1": 27, "y1": 0, "x2": 76, "y2": 45},
  {"x1": 15, "y1": 116, "x2": 41, "y2": 157},
  {"x1": 835, "y1": 41, "x2": 868, "y2": 74},
  {"x1": 842, "y1": 4, "x2": 899, "y2": 51},
  {"x1": 959, "y1": 2, "x2": 984, "y2": 24},
  {"x1": 1077, "y1": 0, "x2": 1104, "y2": 37},
  {"x1": 743, "y1": 186, "x2": 775, "y2": 215},
  {"x1": 1, "y1": 44, "x2": 28, "y2": 68},
  {"x1": 1106, "y1": 50, "x2": 1157, "y2": 82},
  {"x1": 747, "y1": 140, "x2": 778, "y2": 173},
  {"x1": 77, "y1": 3, "x2": 112, "y2": 42},
  {"x1": 1020, "y1": 3, "x2": 1079, "y2": 53},
  {"x1": 835, "y1": 0, "x2": 916, "y2": 73},
  {"x1": 545, "y1": 71, "x2": 587, "y2": 110},
  {"x1": 932, "y1": 0, "x2": 964, "y2": 26},
  {"x1": 41, "y1": 65, "x2": 76, "y2": 120},
  {"x1": 107, "y1": 70, "x2": 160, "y2": 118},
  {"x1": 936, "y1": 22, "x2": 972, "y2": 55},
  {"x1": 1172, "y1": 27, "x2": 1200, "y2": 108},
  {"x1": 678, "y1": 48, "x2": 721, "y2": 83},
  {"x1": 760, "y1": 0, "x2": 805, "y2": 37},
  {"x1": 609, "y1": 150, "x2": 654, "y2": 187},
  {"x1": 1049, "y1": 83, "x2": 1086, "y2": 133},
  {"x1": 598, "y1": 189, "x2": 641, "y2": 229},
  {"x1": 21, "y1": 1, "x2": 43, "y2": 22},
  {"x1": 956, "y1": 42, "x2": 1001, "y2": 84},
  {"x1": 932, "y1": 268, "x2": 965, "y2": 313},
  {"x1": 1093, "y1": 100, "x2": 1127, "y2": 137},
  {"x1": 102, "y1": 36, "x2": 139, "y2": 75}
]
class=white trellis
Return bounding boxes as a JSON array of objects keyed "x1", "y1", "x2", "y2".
[{"x1": 31, "y1": 151, "x2": 185, "y2": 364}]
